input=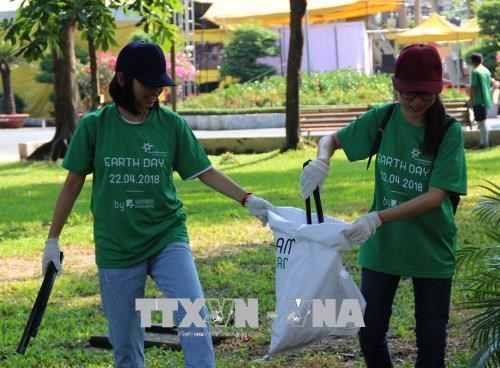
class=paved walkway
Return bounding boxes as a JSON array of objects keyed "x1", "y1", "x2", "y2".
[
  {"x1": 1, "y1": 117, "x2": 499, "y2": 163},
  {"x1": 0, "y1": 127, "x2": 55, "y2": 162},
  {"x1": 0, "y1": 127, "x2": 289, "y2": 163}
]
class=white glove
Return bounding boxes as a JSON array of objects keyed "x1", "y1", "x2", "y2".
[
  {"x1": 343, "y1": 212, "x2": 383, "y2": 244},
  {"x1": 42, "y1": 238, "x2": 62, "y2": 275},
  {"x1": 244, "y1": 195, "x2": 275, "y2": 226},
  {"x1": 300, "y1": 160, "x2": 330, "y2": 199}
]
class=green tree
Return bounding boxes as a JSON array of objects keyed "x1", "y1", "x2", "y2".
[
  {"x1": 35, "y1": 47, "x2": 89, "y2": 105},
  {"x1": 0, "y1": 92, "x2": 26, "y2": 114},
  {"x1": 77, "y1": 0, "x2": 117, "y2": 112},
  {"x1": 456, "y1": 180, "x2": 500, "y2": 367},
  {"x1": 282, "y1": 0, "x2": 306, "y2": 152},
  {"x1": 220, "y1": 23, "x2": 279, "y2": 82},
  {"x1": 2, "y1": 0, "x2": 181, "y2": 161},
  {"x1": 477, "y1": 0, "x2": 500, "y2": 45},
  {"x1": 465, "y1": 0, "x2": 500, "y2": 76},
  {"x1": 130, "y1": 31, "x2": 155, "y2": 43},
  {"x1": 0, "y1": 40, "x2": 23, "y2": 114},
  {"x1": 78, "y1": 0, "x2": 181, "y2": 112}
]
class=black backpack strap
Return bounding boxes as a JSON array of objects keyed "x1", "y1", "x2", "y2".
[
  {"x1": 449, "y1": 193, "x2": 460, "y2": 215},
  {"x1": 442, "y1": 118, "x2": 460, "y2": 215},
  {"x1": 366, "y1": 102, "x2": 398, "y2": 169}
]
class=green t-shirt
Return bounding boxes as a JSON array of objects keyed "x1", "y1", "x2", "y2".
[
  {"x1": 63, "y1": 104, "x2": 211, "y2": 268},
  {"x1": 471, "y1": 64, "x2": 492, "y2": 108},
  {"x1": 337, "y1": 103, "x2": 467, "y2": 278}
]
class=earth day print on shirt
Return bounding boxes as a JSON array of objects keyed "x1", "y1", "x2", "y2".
[
  {"x1": 62, "y1": 104, "x2": 211, "y2": 268},
  {"x1": 376, "y1": 147, "x2": 433, "y2": 207},
  {"x1": 105, "y1": 142, "x2": 170, "y2": 211}
]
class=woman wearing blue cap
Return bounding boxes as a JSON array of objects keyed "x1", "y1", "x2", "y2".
[
  {"x1": 41, "y1": 41, "x2": 274, "y2": 368},
  {"x1": 300, "y1": 44, "x2": 467, "y2": 367}
]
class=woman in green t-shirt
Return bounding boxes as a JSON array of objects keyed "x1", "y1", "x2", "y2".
[
  {"x1": 300, "y1": 44, "x2": 467, "y2": 367},
  {"x1": 41, "y1": 41, "x2": 274, "y2": 368}
]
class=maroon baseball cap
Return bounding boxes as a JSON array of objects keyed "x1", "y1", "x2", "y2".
[{"x1": 393, "y1": 44, "x2": 443, "y2": 94}]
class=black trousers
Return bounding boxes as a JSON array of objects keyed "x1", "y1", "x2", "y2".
[
  {"x1": 358, "y1": 268, "x2": 452, "y2": 368},
  {"x1": 473, "y1": 105, "x2": 487, "y2": 121}
]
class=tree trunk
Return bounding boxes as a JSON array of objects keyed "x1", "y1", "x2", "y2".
[
  {"x1": 398, "y1": 3, "x2": 409, "y2": 29},
  {"x1": 414, "y1": 0, "x2": 422, "y2": 25},
  {"x1": 88, "y1": 35, "x2": 99, "y2": 111},
  {"x1": 170, "y1": 42, "x2": 177, "y2": 112},
  {"x1": 29, "y1": 18, "x2": 79, "y2": 161},
  {"x1": 0, "y1": 59, "x2": 16, "y2": 114},
  {"x1": 466, "y1": 0, "x2": 475, "y2": 17},
  {"x1": 170, "y1": 11, "x2": 177, "y2": 111},
  {"x1": 430, "y1": 0, "x2": 439, "y2": 12},
  {"x1": 281, "y1": 0, "x2": 306, "y2": 152}
]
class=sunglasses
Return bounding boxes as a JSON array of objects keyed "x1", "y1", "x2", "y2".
[{"x1": 399, "y1": 91, "x2": 436, "y2": 102}]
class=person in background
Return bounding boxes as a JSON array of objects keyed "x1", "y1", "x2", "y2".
[
  {"x1": 468, "y1": 52, "x2": 492, "y2": 148},
  {"x1": 42, "y1": 40, "x2": 274, "y2": 368},
  {"x1": 300, "y1": 44, "x2": 467, "y2": 368}
]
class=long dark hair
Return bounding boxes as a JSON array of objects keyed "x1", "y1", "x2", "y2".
[
  {"x1": 421, "y1": 95, "x2": 446, "y2": 156},
  {"x1": 108, "y1": 74, "x2": 160, "y2": 116}
]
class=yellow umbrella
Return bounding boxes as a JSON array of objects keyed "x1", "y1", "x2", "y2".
[
  {"x1": 396, "y1": 13, "x2": 478, "y2": 44},
  {"x1": 462, "y1": 18, "x2": 480, "y2": 33},
  {"x1": 203, "y1": 0, "x2": 403, "y2": 26}
]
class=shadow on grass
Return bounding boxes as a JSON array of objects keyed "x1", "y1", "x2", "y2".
[
  {"x1": 0, "y1": 180, "x2": 92, "y2": 224},
  {"x1": 466, "y1": 154, "x2": 500, "y2": 171},
  {"x1": 0, "y1": 160, "x2": 63, "y2": 171},
  {"x1": 216, "y1": 150, "x2": 281, "y2": 171},
  {"x1": 0, "y1": 166, "x2": 373, "y2": 226},
  {"x1": 0, "y1": 161, "x2": 33, "y2": 171}
]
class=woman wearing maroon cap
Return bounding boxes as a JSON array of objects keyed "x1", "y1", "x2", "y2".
[{"x1": 300, "y1": 44, "x2": 467, "y2": 367}]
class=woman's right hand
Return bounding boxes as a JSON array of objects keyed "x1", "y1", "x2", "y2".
[
  {"x1": 300, "y1": 160, "x2": 330, "y2": 199},
  {"x1": 244, "y1": 195, "x2": 275, "y2": 226},
  {"x1": 42, "y1": 238, "x2": 62, "y2": 275}
]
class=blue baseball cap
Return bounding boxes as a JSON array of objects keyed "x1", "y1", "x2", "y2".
[{"x1": 115, "y1": 41, "x2": 176, "y2": 87}]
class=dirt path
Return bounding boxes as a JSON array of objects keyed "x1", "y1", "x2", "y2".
[{"x1": 0, "y1": 246, "x2": 96, "y2": 281}]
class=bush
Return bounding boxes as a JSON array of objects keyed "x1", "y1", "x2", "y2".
[
  {"x1": 0, "y1": 92, "x2": 26, "y2": 113},
  {"x1": 464, "y1": 42, "x2": 498, "y2": 78},
  {"x1": 219, "y1": 23, "x2": 279, "y2": 82},
  {"x1": 463, "y1": 0, "x2": 500, "y2": 77},
  {"x1": 456, "y1": 180, "x2": 500, "y2": 368},
  {"x1": 441, "y1": 87, "x2": 468, "y2": 101},
  {"x1": 179, "y1": 70, "x2": 467, "y2": 110},
  {"x1": 178, "y1": 107, "x2": 285, "y2": 115},
  {"x1": 300, "y1": 69, "x2": 393, "y2": 105}
]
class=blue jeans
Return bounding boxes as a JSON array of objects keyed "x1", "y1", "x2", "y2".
[
  {"x1": 358, "y1": 268, "x2": 452, "y2": 368},
  {"x1": 98, "y1": 242, "x2": 215, "y2": 368}
]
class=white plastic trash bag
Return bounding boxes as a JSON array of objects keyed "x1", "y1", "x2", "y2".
[{"x1": 267, "y1": 201, "x2": 366, "y2": 356}]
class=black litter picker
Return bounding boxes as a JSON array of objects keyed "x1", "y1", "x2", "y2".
[{"x1": 16, "y1": 251, "x2": 64, "y2": 355}]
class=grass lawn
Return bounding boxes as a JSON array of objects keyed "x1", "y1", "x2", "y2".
[{"x1": 0, "y1": 146, "x2": 498, "y2": 367}]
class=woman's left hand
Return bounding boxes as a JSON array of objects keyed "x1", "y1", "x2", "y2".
[{"x1": 343, "y1": 212, "x2": 383, "y2": 243}]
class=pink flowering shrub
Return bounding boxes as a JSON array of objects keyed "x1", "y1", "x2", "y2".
[
  {"x1": 95, "y1": 51, "x2": 117, "y2": 93},
  {"x1": 77, "y1": 51, "x2": 117, "y2": 109},
  {"x1": 166, "y1": 51, "x2": 196, "y2": 82}
]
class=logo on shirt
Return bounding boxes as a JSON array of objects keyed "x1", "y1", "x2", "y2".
[
  {"x1": 114, "y1": 199, "x2": 155, "y2": 211},
  {"x1": 142, "y1": 142, "x2": 154, "y2": 153},
  {"x1": 383, "y1": 196, "x2": 400, "y2": 207},
  {"x1": 410, "y1": 147, "x2": 432, "y2": 165},
  {"x1": 142, "y1": 142, "x2": 168, "y2": 158},
  {"x1": 411, "y1": 148, "x2": 422, "y2": 159}
]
